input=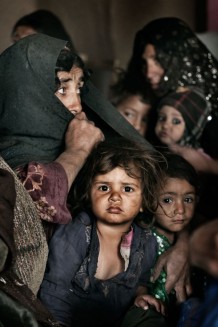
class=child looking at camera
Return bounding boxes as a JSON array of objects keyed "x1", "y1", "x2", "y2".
[
  {"x1": 122, "y1": 153, "x2": 199, "y2": 327},
  {"x1": 39, "y1": 137, "x2": 166, "y2": 327}
]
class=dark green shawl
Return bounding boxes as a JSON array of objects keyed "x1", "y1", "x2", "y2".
[{"x1": 0, "y1": 33, "x2": 152, "y2": 168}]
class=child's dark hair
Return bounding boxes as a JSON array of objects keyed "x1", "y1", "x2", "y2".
[
  {"x1": 111, "y1": 90, "x2": 152, "y2": 108},
  {"x1": 110, "y1": 68, "x2": 155, "y2": 107},
  {"x1": 70, "y1": 137, "x2": 166, "y2": 215},
  {"x1": 161, "y1": 152, "x2": 199, "y2": 193}
]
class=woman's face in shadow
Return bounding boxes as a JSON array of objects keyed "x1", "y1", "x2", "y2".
[
  {"x1": 55, "y1": 65, "x2": 84, "y2": 115},
  {"x1": 142, "y1": 44, "x2": 164, "y2": 91},
  {"x1": 12, "y1": 25, "x2": 37, "y2": 43}
]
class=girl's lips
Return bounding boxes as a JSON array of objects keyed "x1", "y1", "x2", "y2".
[
  {"x1": 107, "y1": 207, "x2": 122, "y2": 214},
  {"x1": 159, "y1": 131, "x2": 168, "y2": 138},
  {"x1": 172, "y1": 220, "x2": 185, "y2": 224}
]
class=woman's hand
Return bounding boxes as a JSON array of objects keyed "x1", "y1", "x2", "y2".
[
  {"x1": 151, "y1": 229, "x2": 192, "y2": 303},
  {"x1": 56, "y1": 112, "x2": 104, "y2": 189}
]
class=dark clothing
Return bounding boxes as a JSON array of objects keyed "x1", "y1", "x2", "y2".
[
  {"x1": 121, "y1": 306, "x2": 167, "y2": 327},
  {"x1": 0, "y1": 33, "x2": 150, "y2": 170},
  {"x1": 0, "y1": 271, "x2": 60, "y2": 327},
  {"x1": 0, "y1": 290, "x2": 39, "y2": 327},
  {"x1": 177, "y1": 277, "x2": 218, "y2": 327},
  {"x1": 130, "y1": 17, "x2": 218, "y2": 113},
  {"x1": 39, "y1": 211, "x2": 158, "y2": 327},
  {"x1": 199, "y1": 278, "x2": 218, "y2": 327},
  {"x1": 0, "y1": 168, "x2": 16, "y2": 272}
]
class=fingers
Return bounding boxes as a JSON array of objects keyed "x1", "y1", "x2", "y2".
[
  {"x1": 164, "y1": 273, "x2": 178, "y2": 294},
  {"x1": 150, "y1": 253, "x2": 167, "y2": 283},
  {"x1": 174, "y1": 267, "x2": 192, "y2": 303},
  {"x1": 146, "y1": 297, "x2": 166, "y2": 316},
  {"x1": 185, "y1": 276, "x2": 192, "y2": 297},
  {"x1": 66, "y1": 115, "x2": 104, "y2": 157},
  {"x1": 175, "y1": 285, "x2": 188, "y2": 303},
  {"x1": 135, "y1": 295, "x2": 166, "y2": 316},
  {"x1": 135, "y1": 298, "x2": 149, "y2": 310},
  {"x1": 164, "y1": 266, "x2": 189, "y2": 295},
  {"x1": 74, "y1": 111, "x2": 88, "y2": 120},
  {"x1": 70, "y1": 113, "x2": 105, "y2": 142}
]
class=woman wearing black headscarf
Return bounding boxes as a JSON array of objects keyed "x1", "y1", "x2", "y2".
[
  {"x1": 0, "y1": 33, "x2": 147, "y2": 227},
  {"x1": 11, "y1": 9, "x2": 75, "y2": 50},
  {"x1": 119, "y1": 17, "x2": 218, "y2": 166}
]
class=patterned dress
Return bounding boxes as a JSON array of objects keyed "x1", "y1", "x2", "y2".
[{"x1": 148, "y1": 227, "x2": 175, "y2": 303}]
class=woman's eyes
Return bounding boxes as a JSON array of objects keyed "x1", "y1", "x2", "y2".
[
  {"x1": 77, "y1": 81, "x2": 84, "y2": 94},
  {"x1": 124, "y1": 111, "x2": 135, "y2": 119},
  {"x1": 56, "y1": 82, "x2": 84, "y2": 95},
  {"x1": 57, "y1": 87, "x2": 65, "y2": 95}
]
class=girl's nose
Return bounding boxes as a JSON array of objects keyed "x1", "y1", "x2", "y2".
[
  {"x1": 162, "y1": 120, "x2": 170, "y2": 129},
  {"x1": 109, "y1": 192, "x2": 121, "y2": 203},
  {"x1": 175, "y1": 202, "x2": 185, "y2": 214},
  {"x1": 134, "y1": 117, "x2": 142, "y2": 133}
]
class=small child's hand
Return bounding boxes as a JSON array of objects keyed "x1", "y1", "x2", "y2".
[{"x1": 134, "y1": 294, "x2": 166, "y2": 316}]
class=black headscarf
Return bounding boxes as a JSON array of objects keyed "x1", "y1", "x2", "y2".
[
  {"x1": 127, "y1": 17, "x2": 218, "y2": 115},
  {"x1": 11, "y1": 9, "x2": 76, "y2": 51},
  {"x1": 0, "y1": 34, "x2": 151, "y2": 168}
]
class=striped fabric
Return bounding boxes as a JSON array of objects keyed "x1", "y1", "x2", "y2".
[{"x1": 157, "y1": 88, "x2": 211, "y2": 148}]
